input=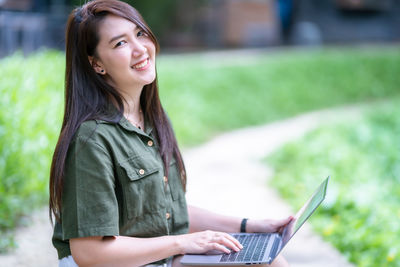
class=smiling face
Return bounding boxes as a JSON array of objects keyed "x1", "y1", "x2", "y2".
[{"x1": 91, "y1": 15, "x2": 156, "y2": 93}]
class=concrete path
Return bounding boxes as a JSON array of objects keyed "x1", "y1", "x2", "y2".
[
  {"x1": 184, "y1": 106, "x2": 361, "y2": 267},
  {"x1": 0, "y1": 106, "x2": 361, "y2": 267},
  {"x1": 0, "y1": 207, "x2": 58, "y2": 267}
]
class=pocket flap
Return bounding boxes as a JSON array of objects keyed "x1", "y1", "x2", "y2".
[{"x1": 119, "y1": 156, "x2": 160, "y2": 181}]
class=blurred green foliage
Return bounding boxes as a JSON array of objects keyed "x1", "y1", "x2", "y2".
[
  {"x1": 0, "y1": 51, "x2": 64, "y2": 252},
  {"x1": 69, "y1": 0, "x2": 195, "y2": 44},
  {"x1": 0, "y1": 47, "x2": 399, "y2": 253},
  {"x1": 158, "y1": 47, "x2": 400, "y2": 145},
  {"x1": 266, "y1": 99, "x2": 400, "y2": 267},
  {"x1": 123, "y1": 0, "x2": 179, "y2": 40}
]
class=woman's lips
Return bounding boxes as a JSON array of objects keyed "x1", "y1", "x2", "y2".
[{"x1": 132, "y1": 58, "x2": 150, "y2": 70}]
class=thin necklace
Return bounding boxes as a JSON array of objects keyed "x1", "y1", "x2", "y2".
[{"x1": 126, "y1": 109, "x2": 143, "y2": 129}]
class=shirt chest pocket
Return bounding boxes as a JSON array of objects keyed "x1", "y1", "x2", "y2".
[{"x1": 119, "y1": 155, "x2": 165, "y2": 220}]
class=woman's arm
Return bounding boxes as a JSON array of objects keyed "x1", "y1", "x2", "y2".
[
  {"x1": 188, "y1": 205, "x2": 293, "y2": 234},
  {"x1": 70, "y1": 231, "x2": 242, "y2": 267},
  {"x1": 188, "y1": 205, "x2": 242, "y2": 233},
  {"x1": 70, "y1": 235, "x2": 179, "y2": 267}
]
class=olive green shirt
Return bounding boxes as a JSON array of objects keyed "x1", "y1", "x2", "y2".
[{"x1": 52, "y1": 116, "x2": 189, "y2": 260}]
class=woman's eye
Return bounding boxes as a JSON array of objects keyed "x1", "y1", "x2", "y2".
[
  {"x1": 115, "y1": 40, "x2": 126, "y2": 47},
  {"x1": 137, "y1": 30, "x2": 148, "y2": 37}
]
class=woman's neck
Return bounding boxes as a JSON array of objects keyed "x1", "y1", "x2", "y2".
[{"x1": 119, "y1": 86, "x2": 144, "y2": 129}]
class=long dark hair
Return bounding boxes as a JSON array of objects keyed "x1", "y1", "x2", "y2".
[{"x1": 49, "y1": 0, "x2": 186, "y2": 223}]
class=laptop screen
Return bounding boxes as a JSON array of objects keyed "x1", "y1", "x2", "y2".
[{"x1": 279, "y1": 177, "x2": 329, "y2": 249}]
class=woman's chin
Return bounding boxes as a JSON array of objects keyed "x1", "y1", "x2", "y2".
[{"x1": 141, "y1": 76, "x2": 157, "y2": 86}]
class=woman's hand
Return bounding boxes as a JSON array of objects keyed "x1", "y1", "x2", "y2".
[
  {"x1": 246, "y1": 216, "x2": 294, "y2": 234},
  {"x1": 176, "y1": 230, "x2": 243, "y2": 255}
]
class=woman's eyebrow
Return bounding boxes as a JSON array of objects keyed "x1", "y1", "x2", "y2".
[
  {"x1": 109, "y1": 33, "x2": 126, "y2": 44},
  {"x1": 108, "y1": 24, "x2": 138, "y2": 44}
]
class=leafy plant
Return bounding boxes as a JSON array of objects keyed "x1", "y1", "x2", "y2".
[
  {"x1": 266, "y1": 99, "x2": 400, "y2": 267},
  {"x1": 0, "y1": 51, "x2": 64, "y2": 252}
]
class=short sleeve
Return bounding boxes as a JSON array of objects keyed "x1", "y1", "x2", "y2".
[{"x1": 61, "y1": 136, "x2": 119, "y2": 240}]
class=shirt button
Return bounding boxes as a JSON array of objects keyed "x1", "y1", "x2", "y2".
[
  {"x1": 139, "y1": 169, "x2": 145, "y2": 175},
  {"x1": 163, "y1": 176, "x2": 168, "y2": 183},
  {"x1": 166, "y1": 213, "x2": 171, "y2": 220},
  {"x1": 147, "y1": 140, "x2": 153, "y2": 147}
]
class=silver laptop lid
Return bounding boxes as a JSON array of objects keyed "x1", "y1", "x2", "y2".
[{"x1": 276, "y1": 176, "x2": 330, "y2": 256}]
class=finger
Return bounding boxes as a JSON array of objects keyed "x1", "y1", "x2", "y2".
[
  {"x1": 213, "y1": 243, "x2": 232, "y2": 254},
  {"x1": 280, "y1": 216, "x2": 292, "y2": 224},
  {"x1": 225, "y1": 233, "x2": 243, "y2": 249},
  {"x1": 276, "y1": 216, "x2": 294, "y2": 227},
  {"x1": 217, "y1": 234, "x2": 242, "y2": 252},
  {"x1": 286, "y1": 215, "x2": 295, "y2": 222},
  {"x1": 277, "y1": 225, "x2": 286, "y2": 233},
  {"x1": 278, "y1": 216, "x2": 295, "y2": 232},
  {"x1": 213, "y1": 232, "x2": 242, "y2": 249},
  {"x1": 210, "y1": 232, "x2": 241, "y2": 252},
  {"x1": 218, "y1": 232, "x2": 242, "y2": 248}
]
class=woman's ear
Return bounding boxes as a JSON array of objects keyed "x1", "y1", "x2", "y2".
[{"x1": 88, "y1": 56, "x2": 106, "y2": 75}]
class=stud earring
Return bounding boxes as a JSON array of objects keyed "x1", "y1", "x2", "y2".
[{"x1": 100, "y1": 69, "x2": 105, "y2": 73}]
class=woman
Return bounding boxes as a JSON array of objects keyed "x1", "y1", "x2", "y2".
[{"x1": 49, "y1": 0, "x2": 292, "y2": 266}]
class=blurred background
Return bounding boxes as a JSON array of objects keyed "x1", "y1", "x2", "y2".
[
  {"x1": 1, "y1": 0, "x2": 400, "y2": 56},
  {"x1": 0, "y1": 0, "x2": 399, "y2": 267}
]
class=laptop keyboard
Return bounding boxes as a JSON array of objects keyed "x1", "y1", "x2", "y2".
[{"x1": 220, "y1": 233, "x2": 275, "y2": 263}]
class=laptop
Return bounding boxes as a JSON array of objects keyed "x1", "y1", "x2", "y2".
[{"x1": 181, "y1": 176, "x2": 330, "y2": 266}]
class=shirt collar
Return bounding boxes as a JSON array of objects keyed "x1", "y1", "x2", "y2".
[
  {"x1": 118, "y1": 115, "x2": 153, "y2": 136},
  {"x1": 94, "y1": 103, "x2": 154, "y2": 137}
]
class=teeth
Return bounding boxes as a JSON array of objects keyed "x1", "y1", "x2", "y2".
[{"x1": 133, "y1": 59, "x2": 148, "y2": 69}]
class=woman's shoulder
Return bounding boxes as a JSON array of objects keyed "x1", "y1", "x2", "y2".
[
  {"x1": 74, "y1": 119, "x2": 119, "y2": 144},
  {"x1": 75, "y1": 120, "x2": 97, "y2": 135}
]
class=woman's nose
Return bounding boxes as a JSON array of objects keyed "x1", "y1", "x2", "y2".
[{"x1": 132, "y1": 40, "x2": 147, "y2": 57}]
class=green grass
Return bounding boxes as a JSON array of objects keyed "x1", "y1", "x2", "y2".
[
  {"x1": 0, "y1": 46, "x2": 399, "y2": 253},
  {"x1": 158, "y1": 47, "x2": 400, "y2": 145},
  {"x1": 0, "y1": 51, "x2": 64, "y2": 251},
  {"x1": 266, "y1": 99, "x2": 400, "y2": 267}
]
